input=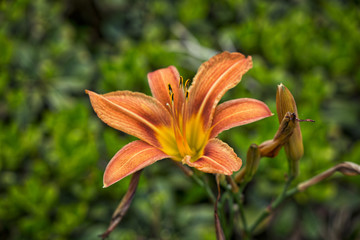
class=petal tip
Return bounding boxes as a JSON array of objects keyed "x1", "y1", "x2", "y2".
[
  {"x1": 146, "y1": 71, "x2": 154, "y2": 79},
  {"x1": 85, "y1": 89, "x2": 93, "y2": 95},
  {"x1": 85, "y1": 89, "x2": 97, "y2": 96},
  {"x1": 103, "y1": 177, "x2": 117, "y2": 188},
  {"x1": 103, "y1": 179, "x2": 111, "y2": 188}
]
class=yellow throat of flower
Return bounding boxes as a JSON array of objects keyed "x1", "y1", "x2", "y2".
[{"x1": 157, "y1": 79, "x2": 209, "y2": 162}]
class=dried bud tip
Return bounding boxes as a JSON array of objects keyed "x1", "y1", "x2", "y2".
[{"x1": 297, "y1": 118, "x2": 315, "y2": 123}]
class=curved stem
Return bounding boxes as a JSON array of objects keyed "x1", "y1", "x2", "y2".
[
  {"x1": 249, "y1": 186, "x2": 299, "y2": 233},
  {"x1": 247, "y1": 160, "x2": 360, "y2": 235}
]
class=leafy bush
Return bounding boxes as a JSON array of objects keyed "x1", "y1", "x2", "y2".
[{"x1": 1, "y1": 0, "x2": 359, "y2": 239}]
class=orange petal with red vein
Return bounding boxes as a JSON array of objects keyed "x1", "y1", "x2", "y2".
[
  {"x1": 183, "y1": 138, "x2": 242, "y2": 175},
  {"x1": 86, "y1": 90, "x2": 172, "y2": 148},
  {"x1": 147, "y1": 66, "x2": 184, "y2": 110},
  {"x1": 210, "y1": 98, "x2": 273, "y2": 138},
  {"x1": 186, "y1": 52, "x2": 253, "y2": 131},
  {"x1": 103, "y1": 140, "x2": 169, "y2": 187}
]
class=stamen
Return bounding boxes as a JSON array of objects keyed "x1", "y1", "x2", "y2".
[
  {"x1": 185, "y1": 79, "x2": 190, "y2": 90},
  {"x1": 168, "y1": 84, "x2": 173, "y2": 95},
  {"x1": 179, "y1": 76, "x2": 183, "y2": 88},
  {"x1": 166, "y1": 79, "x2": 193, "y2": 157},
  {"x1": 168, "y1": 84, "x2": 175, "y2": 106}
]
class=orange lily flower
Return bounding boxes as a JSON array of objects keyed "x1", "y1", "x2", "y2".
[{"x1": 86, "y1": 52, "x2": 272, "y2": 187}]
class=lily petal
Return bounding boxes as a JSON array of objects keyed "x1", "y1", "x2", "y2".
[
  {"x1": 210, "y1": 98, "x2": 273, "y2": 138},
  {"x1": 86, "y1": 90, "x2": 172, "y2": 148},
  {"x1": 147, "y1": 66, "x2": 184, "y2": 109},
  {"x1": 103, "y1": 140, "x2": 169, "y2": 187},
  {"x1": 187, "y1": 52, "x2": 253, "y2": 131},
  {"x1": 184, "y1": 139, "x2": 242, "y2": 175}
]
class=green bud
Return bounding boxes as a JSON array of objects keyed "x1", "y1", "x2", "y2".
[
  {"x1": 235, "y1": 144, "x2": 261, "y2": 183},
  {"x1": 244, "y1": 144, "x2": 261, "y2": 182},
  {"x1": 276, "y1": 84, "x2": 303, "y2": 177}
]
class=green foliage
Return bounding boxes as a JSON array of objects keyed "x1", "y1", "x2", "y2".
[{"x1": 1, "y1": 0, "x2": 359, "y2": 239}]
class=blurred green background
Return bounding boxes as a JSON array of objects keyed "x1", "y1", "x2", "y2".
[{"x1": 1, "y1": 0, "x2": 360, "y2": 239}]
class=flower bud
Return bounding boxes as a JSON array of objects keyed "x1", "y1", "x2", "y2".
[
  {"x1": 276, "y1": 84, "x2": 303, "y2": 177},
  {"x1": 235, "y1": 144, "x2": 261, "y2": 183},
  {"x1": 244, "y1": 144, "x2": 261, "y2": 182}
]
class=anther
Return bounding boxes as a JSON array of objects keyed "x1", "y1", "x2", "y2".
[
  {"x1": 168, "y1": 84, "x2": 173, "y2": 96},
  {"x1": 179, "y1": 76, "x2": 183, "y2": 88},
  {"x1": 185, "y1": 91, "x2": 189, "y2": 99},
  {"x1": 185, "y1": 79, "x2": 190, "y2": 90}
]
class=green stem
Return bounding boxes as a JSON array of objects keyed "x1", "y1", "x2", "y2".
[
  {"x1": 281, "y1": 175, "x2": 294, "y2": 198},
  {"x1": 173, "y1": 161, "x2": 216, "y2": 203},
  {"x1": 238, "y1": 181, "x2": 247, "y2": 194},
  {"x1": 191, "y1": 173, "x2": 216, "y2": 203},
  {"x1": 240, "y1": 173, "x2": 294, "y2": 237},
  {"x1": 233, "y1": 191, "x2": 249, "y2": 237},
  {"x1": 249, "y1": 186, "x2": 299, "y2": 233},
  {"x1": 225, "y1": 176, "x2": 249, "y2": 237}
]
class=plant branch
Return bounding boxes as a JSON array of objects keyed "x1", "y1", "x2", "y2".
[
  {"x1": 174, "y1": 161, "x2": 216, "y2": 203},
  {"x1": 249, "y1": 185, "x2": 299, "y2": 234},
  {"x1": 248, "y1": 161, "x2": 360, "y2": 235}
]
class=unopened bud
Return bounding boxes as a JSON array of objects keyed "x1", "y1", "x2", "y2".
[
  {"x1": 244, "y1": 144, "x2": 261, "y2": 181},
  {"x1": 276, "y1": 84, "x2": 303, "y2": 177},
  {"x1": 235, "y1": 144, "x2": 261, "y2": 183}
]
